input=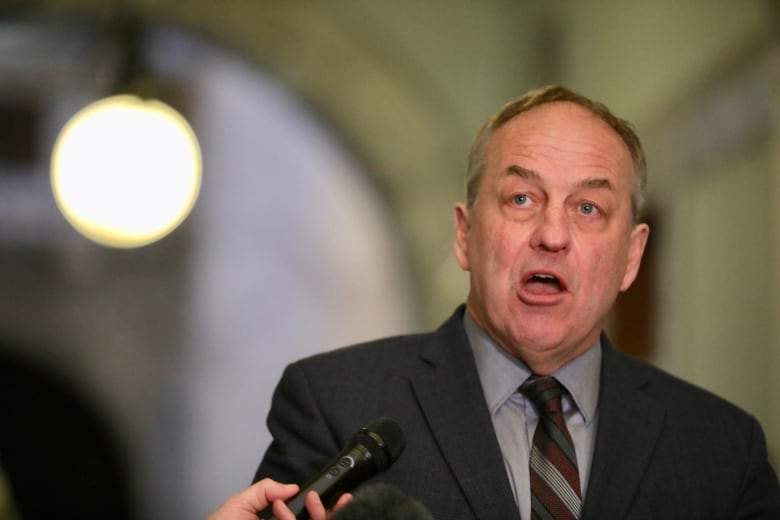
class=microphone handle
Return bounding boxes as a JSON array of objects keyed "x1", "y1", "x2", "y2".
[{"x1": 265, "y1": 442, "x2": 374, "y2": 520}]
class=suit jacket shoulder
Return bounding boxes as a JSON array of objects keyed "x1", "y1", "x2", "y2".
[{"x1": 583, "y1": 338, "x2": 780, "y2": 519}]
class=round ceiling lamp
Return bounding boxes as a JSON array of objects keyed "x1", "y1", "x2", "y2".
[{"x1": 51, "y1": 94, "x2": 201, "y2": 248}]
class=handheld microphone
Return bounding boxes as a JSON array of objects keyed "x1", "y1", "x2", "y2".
[
  {"x1": 330, "y1": 483, "x2": 434, "y2": 520},
  {"x1": 265, "y1": 417, "x2": 405, "y2": 520}
]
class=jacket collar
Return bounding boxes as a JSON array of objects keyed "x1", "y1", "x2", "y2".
[
  {"x1": 581, "y1": 334, "x2": 666, "y2": 519},
  {"x1": 413, "y1": 306, "x2": 522, "y2": 520}
]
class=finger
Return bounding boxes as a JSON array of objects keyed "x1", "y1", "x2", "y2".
[
  {"x1": 271, "y1": 498, "x2": 298, "y2": 520},
  {"x1": 331, "y1": 493, "x2": 353, "y2": 512},
  {"x1": 304, "y1": 490, "x2": 329, "y2": 520},
  {"x1": 253, "y1": 479, "x2": 300, "y2": 509},
  {"x1": 211, "y1": 480, "x2": 299, "y2": 517}
]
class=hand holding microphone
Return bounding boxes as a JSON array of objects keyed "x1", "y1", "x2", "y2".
[
  {"x1": 266, "y1": 417, "x2": 406, "y2": 520},
  {"x1": 208, "y1": 479, "x2": 306, "y2": 520},
  {"x1": 211, "y1": 418, "x2": 423, "y2": 520}
]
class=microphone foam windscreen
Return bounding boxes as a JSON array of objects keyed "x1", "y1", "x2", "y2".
[{"x1": 330, "y1": 483, "x2": 434, "y2": 520}]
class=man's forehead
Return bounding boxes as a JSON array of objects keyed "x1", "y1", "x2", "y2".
[
  {"x1": 495, "y1": 102, "x2": 618, "y2": 143},
  {"x1": 486, "y1": 105, "x2": 633, "y2": 180}
]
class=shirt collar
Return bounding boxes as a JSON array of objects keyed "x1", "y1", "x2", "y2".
[{"x1": 464, "y1": 310, "x2": 601, "y2": 425}]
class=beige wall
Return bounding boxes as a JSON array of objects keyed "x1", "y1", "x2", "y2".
[{"x1": 661, "y1": 146, "x2": 777, "y2": 456}]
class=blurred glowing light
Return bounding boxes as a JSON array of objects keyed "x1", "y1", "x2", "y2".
[{"x1": 51, "y1": 95, "x2": 201, "y2": 248}]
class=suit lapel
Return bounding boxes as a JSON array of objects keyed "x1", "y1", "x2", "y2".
[
  {"x1": 410, "y1": 309, "x2": 521, "y2": 520},
  {"x1": 581, "y1": 337, "x2": 666, "y2": 519}
]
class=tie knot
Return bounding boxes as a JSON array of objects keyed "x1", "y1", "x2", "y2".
[{"x1": 520, "y1": 376, "x2": 565, "y2": 414}]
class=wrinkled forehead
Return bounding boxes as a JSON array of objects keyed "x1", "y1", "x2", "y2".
[{"x1": 486, "y1": 102, "x2": 634, "y2": 185}]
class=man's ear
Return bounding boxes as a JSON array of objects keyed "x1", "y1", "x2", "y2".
[
  {"x1": 454, "y1": 202, "x2": 471, "y2": 271},
  {"x1": 620, "y1": 222, "x2": 650, "y2": 291}
]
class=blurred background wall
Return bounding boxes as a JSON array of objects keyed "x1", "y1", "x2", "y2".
[{"x1": 0, "y1": 1, "x2": 777, "y2": 518}]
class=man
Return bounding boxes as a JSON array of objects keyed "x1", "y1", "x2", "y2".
[{"x1": 253, "y1": 85, "x2": 780, "y2": 519}]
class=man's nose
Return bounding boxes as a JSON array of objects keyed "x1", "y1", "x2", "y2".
[{"x1": 529, "y1": 206, "x2": 571, "y2": 252}]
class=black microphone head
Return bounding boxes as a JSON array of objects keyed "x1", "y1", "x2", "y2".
[
  {"x1": 330, "y1": 483, "x2": 434, "y2": 520},
  {"x1": 353, "y1": 417, "x2": 405, "y2": 472}
]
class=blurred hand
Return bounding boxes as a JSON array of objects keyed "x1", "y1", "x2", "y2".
[{"x1": 208, "y1": 478, "x2": 352, "y2": 520}]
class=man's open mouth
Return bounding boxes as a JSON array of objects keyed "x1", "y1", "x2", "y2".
[{"x1": 523, "y1": 273, "x2": 564, "y2": 294}]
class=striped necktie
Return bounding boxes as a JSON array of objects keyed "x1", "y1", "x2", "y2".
[{"x1": 520, "y1": 376, "x2": 582, "y2": 520}]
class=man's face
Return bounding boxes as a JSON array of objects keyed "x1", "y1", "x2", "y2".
[{"x1": 454, "y1": 101, "x2": 649, "y2": 375}]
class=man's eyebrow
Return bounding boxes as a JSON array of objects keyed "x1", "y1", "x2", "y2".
[
  {"x1": 506, "y1": 164, "x2": 541, "y2": 181},
  {"x1": 577, "y1": 177, "x2": 614, "y2": 190},
  {"x1": 507, "y1": 165, "x2": 614, "y2": 191}
]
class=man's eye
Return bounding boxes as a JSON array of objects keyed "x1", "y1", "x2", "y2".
[
  {"x1": 580, "y1": 202, "x2": 597, "y2": 214},
  {"x1": 512, "y1": 194, "x2": 528, "y2": 205}
]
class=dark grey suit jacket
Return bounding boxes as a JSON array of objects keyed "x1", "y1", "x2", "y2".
[{"x1": 255, "y1": 307, "x2": 780, "y2": 519}]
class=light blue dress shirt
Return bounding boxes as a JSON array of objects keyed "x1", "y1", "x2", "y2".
[{"x1": 464, "y1": 311, "x2": 601, "y2": 520}]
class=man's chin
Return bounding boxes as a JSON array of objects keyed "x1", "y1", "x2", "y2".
[{"x1": 503, "y1": 328, "x2": 585, "y2": 368}]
